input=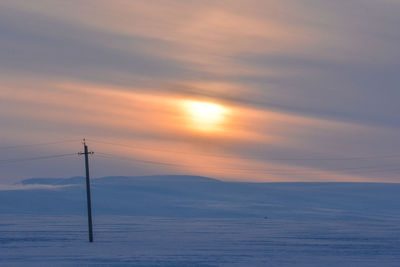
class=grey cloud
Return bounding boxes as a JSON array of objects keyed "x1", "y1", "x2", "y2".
[
  {"x1": 233, "y1": 52, "x2": 400, "y2": 129},
  {"x1": 0, "y1": 6, "x2": 194, "y2": 85}
]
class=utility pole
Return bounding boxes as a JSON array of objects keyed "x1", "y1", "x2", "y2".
[{"x1": 78, "y1": 139, "x2": 94, "y2": 242}]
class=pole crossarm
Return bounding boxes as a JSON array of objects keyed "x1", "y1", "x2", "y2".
[{"x1": 78, "y1": 151, "x2": 94, "y2": 155}]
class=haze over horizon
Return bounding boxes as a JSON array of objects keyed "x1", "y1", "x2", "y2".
[{"x1": 1, "y1": 0, "x2": 400, "y2": 183}]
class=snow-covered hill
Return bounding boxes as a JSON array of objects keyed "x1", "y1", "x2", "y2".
[{"x1": 1, "y1": 175, "x2": 399, "y2": 220}]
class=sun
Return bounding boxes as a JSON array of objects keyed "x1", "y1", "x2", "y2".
[{"x1": 181, "y1": 100, "x2": 229, "y2": 132}]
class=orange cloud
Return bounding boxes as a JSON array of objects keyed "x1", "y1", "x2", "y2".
[{"x1": 2, "y1": 78, "x2": 393, "y2": 182}]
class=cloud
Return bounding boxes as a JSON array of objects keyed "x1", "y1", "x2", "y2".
[
  {"x1": 0, "y1": 1, "x2": 399, "y2": 182},
  {"x1": 0, "y1": 4, "x2": 193, "y2": 84},
  {"x1": 2, "y1": 79, "x2": 398, "y2": 183}
]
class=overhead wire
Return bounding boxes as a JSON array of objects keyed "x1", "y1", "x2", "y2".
[
  {"x1": 95, "y1": 152, "x2": 186, "y2": 167},
  {"x1": 0, "y1": 139, "x2": 80, "y2": 150},
  {"x1": 4, "y1": 138, "x2": 395, "y2": 163},
  {"x1": 0, "y1": 153, "x2": 77, "y2": 165},
  {"x1": 93, "y1": 151, "x2": 400, "y2": 176},
  {"x1": 0, "y1": 139, "x2": 398, "y2": 177},
  {"x1": 90, "y1": 139, "x2": 400, "y2": 176},
  {"x1": 89, "y1": 138, "x2": 400, "y2": 162}
]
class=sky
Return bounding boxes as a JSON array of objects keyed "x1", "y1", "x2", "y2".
[{"x1": 1, "y1": 0, "x2": 400, "y2": 183}]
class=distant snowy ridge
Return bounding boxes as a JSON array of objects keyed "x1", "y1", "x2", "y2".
[
  {"x1": 21, "y1": 175, "x2": 221, "y2": 185},
  {"x1": 0, "y1": 175, "x2": 399, "y2": 220}
]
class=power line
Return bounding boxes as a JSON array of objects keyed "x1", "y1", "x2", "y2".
[
  {"x1": 89, "y1": 138, "x2": 400, "y2": 162},
  {"x1": 0, "y1": 153, "x2": 77, "y2": 164},
  {"x1": 0, "y1": 138, "x2": 398, "y2": 177},
  {"x1": 1, "y1": 149, "x2": 396, "y2": 177},
  {"x1": 94, "y1": 151, "x2": 400, "y2": 176},
  {"x1": 2, "y1": 138, "x2": 399, "y2": 162},
  {"x1": 0, "y1": 139, "x2": 80, "y2": 150},
  {"x1": 268, "y1": 155, "x2": 400, "y2": 161},
  {"x1": 90, "y1": 139, "x2": 244, "y2": 160},
  {"x1": 95, "y1": 152, "x2": 187, "y2": 168}
]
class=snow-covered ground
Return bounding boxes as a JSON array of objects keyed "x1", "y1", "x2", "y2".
[
  {"x1": 0, "y1": 176, "x2": 399, "y2": 266},
  {"x1": 0, "y1": 215, "x2": 399, "y2": 266}
]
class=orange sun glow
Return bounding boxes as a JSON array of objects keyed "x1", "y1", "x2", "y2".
[{"x1": 181, "y1": 100, "x2": 229, "y2": 132}]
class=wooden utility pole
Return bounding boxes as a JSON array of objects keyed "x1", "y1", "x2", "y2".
[{"x1": 79, "y1": 139, "x2": 94, "y2": 242}]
